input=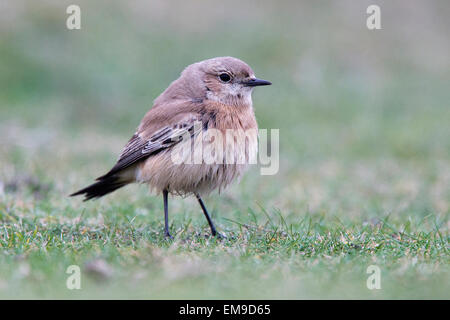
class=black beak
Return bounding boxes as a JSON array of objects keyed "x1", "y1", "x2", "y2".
[{"x1": 242, "y1": 78, "x2": 272, "y2": 87}]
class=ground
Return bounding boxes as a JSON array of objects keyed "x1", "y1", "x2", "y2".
[{"x1": 0, "y1": 1, "x2": 449, "y2": 299}]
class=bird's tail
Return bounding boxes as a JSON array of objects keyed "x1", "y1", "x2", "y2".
[{"x1": 70, "y1": 175, "x2": 128, "y2": 201}]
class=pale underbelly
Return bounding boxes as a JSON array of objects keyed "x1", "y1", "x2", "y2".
[{"x1": 134, "y1": 133, "x2": 257, "y2": 195}]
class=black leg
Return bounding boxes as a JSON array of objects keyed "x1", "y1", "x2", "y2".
[
  {"x1": 163, "y1": 190, "x2": 173, "y2": 238},
  {"x1": 195, "y1": 193, "x2": 219, "y2": 237}
]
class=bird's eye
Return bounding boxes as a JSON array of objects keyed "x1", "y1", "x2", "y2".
[{"x1": 219, "y1": 73, "x2": 231, "y2": 83}]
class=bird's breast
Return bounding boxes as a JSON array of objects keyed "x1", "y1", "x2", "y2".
[{"x1": 137, "y1": 103, "x2": 258, "y2": 195}]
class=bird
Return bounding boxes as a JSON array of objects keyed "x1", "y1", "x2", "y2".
[{"x1": 70, "y1": 57, "x2": 271, "y2": 238}]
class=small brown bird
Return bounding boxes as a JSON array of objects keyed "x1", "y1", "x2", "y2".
[{"x1": 71, "y1": 57, "x2": 271, "y2": 238}]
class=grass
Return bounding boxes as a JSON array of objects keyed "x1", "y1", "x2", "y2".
[
  {"x1": 0, "y1": 1, "x2": 449, "y2": 299},
  {"x1": 0, "y1": 196, "x2": 447, "y2": 299}
]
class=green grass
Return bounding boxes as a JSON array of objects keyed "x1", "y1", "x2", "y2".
[
  {"x1": 0, "y1": 1, "x2": 449, "y2": 299},
  {"x1": 0, "y1": 196, "x2": 448, "y2": 299}
]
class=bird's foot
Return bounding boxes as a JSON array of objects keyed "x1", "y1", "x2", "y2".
[
  {"x1": 211, "y1": 231, "x2": 227, "y2": 240},
  {"x1": 164, "y1": 232, "x2": 174, "y2": 240}
]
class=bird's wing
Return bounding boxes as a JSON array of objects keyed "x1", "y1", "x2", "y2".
[{"x1": 97, "y1": 113, "x2": 202, "y2": 179}]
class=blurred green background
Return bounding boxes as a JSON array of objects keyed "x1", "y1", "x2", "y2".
[{"x1": 0, "y1": 0, "x2": 448, "y2": 299}]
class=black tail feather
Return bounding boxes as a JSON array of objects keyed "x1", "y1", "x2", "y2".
[{"x1": 70, "y1": 175, "x2": 127, "y2": 201}]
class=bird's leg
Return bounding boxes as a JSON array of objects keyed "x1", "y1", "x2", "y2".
[
  {"x1": 163, "y1": 189, "x2": 173, "y2": 239},
  {"x1": 195, "y1": 193, "x2": 222, "y2": 237}
]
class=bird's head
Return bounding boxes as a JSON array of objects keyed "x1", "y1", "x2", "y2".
[
  {"x1": 198, "y1": 57, "x2": 271, "y2": 106},
  {"x1": 157, "y1": 57, "x2": 271, "y2": 107}
]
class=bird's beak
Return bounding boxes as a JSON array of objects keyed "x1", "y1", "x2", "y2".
[{"x1": 242, "y1": 78, "x2": 272, "y2": 87}]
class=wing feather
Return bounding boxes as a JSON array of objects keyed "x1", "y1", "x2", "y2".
[{"x1": 97, "y1": 115, "x2": 202, "y2": 179}]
